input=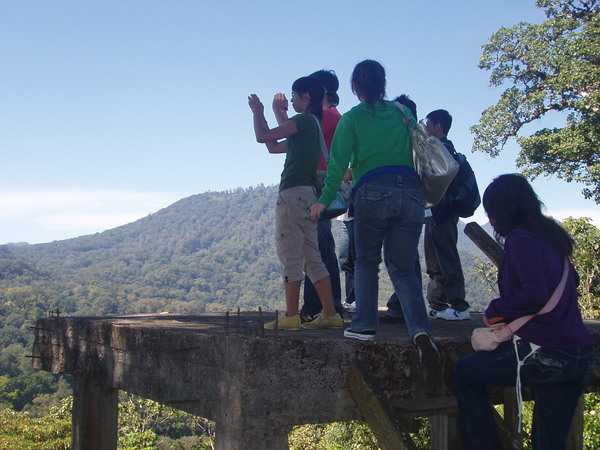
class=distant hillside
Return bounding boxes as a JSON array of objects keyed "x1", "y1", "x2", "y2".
[{"x1": 0, "y1": 185, "x2": 496, "y2": 325}]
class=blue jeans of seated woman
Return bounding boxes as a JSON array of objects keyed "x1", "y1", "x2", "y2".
[
  {"x1": 351, "y1": 174, "x2": 431, "y2": 340},
  {"x1": 453, "y1": 339, "x2": 595, "y2": 450}
]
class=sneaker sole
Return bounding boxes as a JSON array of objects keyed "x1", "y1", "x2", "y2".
[
  {"x1": 265, "y1": 327, "x2": 301, "y2": 330},
  {"x1": 344, "y1": 330, "x2": 375, "y2": 341}
]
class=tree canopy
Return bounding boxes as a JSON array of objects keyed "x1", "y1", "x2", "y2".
[{"x1": 471, "y1": 0, "x2": 600, "y2": 202}]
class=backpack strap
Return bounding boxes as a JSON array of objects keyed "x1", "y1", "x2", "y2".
[
  {"x1": 394, "y1": 101, "x2": 417, "y2": 131},
  {"x1": 310, "y1": 114, "x2": 329, "y2": 165}
]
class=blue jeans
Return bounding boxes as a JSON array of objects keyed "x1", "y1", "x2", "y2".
[
  {"x1": 338, "y1": 219, "x2": 355, "y2": 304},
  {"x1": 386, "y1": 255, "x2": 423, "y2": 317},
  {"x1": 453, "y1": 340, "x2": 595, "y2": 450},
  {"x1": 351, "y1": 174, "x2": 431, "y2": 340},
  {"x1": 301, "y1": 219, "x2": 344, "y2": 316}
]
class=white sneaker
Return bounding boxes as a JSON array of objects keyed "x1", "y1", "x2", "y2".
[
  {"x1": 436, "y1": 308, "x2": 470, "y2": 321},
  {"x1": 342, "y1": 301, "x2": 357, "y2": 313},
  {"x1": 426, "y1": 307, "x2": 439, "y2": 319}
]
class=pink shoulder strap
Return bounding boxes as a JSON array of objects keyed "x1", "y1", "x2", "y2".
[{"x1": 495, "y1": 258, "x2": 570, "y2": 340}]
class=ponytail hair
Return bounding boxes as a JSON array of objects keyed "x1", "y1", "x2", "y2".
[
  {"x1": 292, "y1": 76, "x2": 324, "y2": 120},
  {"x1": 351, "y1": 60, "x2": 386, "y2": 109},
  {"x1": 309, "y1": 69, "x2": 340, "y2": 106},
  {"x1": 483, "y1": 174, "x2": 574, "y2": 258}
]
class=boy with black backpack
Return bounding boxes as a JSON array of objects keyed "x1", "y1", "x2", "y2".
[{"x1": 424, "y1": 109, "x2": 480, "y2": 321}]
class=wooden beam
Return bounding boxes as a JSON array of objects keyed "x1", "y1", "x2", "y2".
[
  {"x1": 492, "y1": 405, "x2": 522, "y2": 450},
  {"x1": 346, "y1": 360, "x2": 418, "y2": 450},
  {"x1": 464, "y1": 222, "x2": 503, "y2": 267},
  {"x1": 502, "y1": 387, "x2": 523, "y2": 449},
  {"x1": 393, "y1": 396, "x2": 458, "y2": 419}
]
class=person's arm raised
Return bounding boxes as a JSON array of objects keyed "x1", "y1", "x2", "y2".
[
  {"x1": 272, "y1": 93, "x2": 289, "y2": 126},
  {"x1": 248, "y1": 94, "x2": 297, "y2": 154}
]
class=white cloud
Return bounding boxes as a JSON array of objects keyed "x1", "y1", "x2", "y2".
[{"x1": 0, "y1": 189, "x2": 183, "y2": 244}]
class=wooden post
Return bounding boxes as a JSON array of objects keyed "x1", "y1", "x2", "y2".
[
  {"x1": 502, "y1": 387, "x2": 523, "y2": 449},
  {"x1": 492, "y1": 406, "x2": 522, "y2": 450},
  {"x1": 429, "y1": 415, "x2": 461, "y2": 450},
  {"x1": 464, "y1": 222, "x2": 503, "y2": 267},
  {"x1": 394, "y1": 397, "x2": 461, "y2": 450},
  {"x1": 71, "y1": 375, "x2": 118, "y2": 450},
  {"x1": 346, "y1": 361, "x2": 418, "y2": 450}
]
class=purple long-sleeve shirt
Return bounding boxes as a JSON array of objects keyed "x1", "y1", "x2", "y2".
[{"x1": 485, "y1": 228, "x2": 595, "y2": 349}]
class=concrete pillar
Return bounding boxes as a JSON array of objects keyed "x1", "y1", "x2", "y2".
[{"x1": 71, "y1": 375, "x2": 118, "y2": 450}]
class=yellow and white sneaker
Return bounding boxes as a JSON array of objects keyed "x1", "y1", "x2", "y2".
[
  {"x1": 264, "y1": 312, "x2": 301, "y2": 330},
  {"x1": 301, "y1": 313, "x2": 343, "y2": 329}
]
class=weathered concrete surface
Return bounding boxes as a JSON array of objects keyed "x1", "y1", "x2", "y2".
[{"x1": 31, "y1": 312, "x2": 600, "y2": 449}]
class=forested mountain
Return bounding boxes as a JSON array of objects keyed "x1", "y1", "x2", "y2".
[{"x1": 1, "y1": 185, "x2": 494, "y2": 323}]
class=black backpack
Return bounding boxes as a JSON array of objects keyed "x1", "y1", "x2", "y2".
[{"x1": 447, "y1": 152, "x2": 481, "y2": 218}]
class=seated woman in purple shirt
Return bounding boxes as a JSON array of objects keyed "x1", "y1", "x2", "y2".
[{"x1": 453, "y1": 174, "x2": 595, "y2": 450}]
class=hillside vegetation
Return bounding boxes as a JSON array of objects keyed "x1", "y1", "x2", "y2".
[
  {"x1": 1, "y1": 184, "x2": 495, "y2": 323},
  {"x1": 0, "y1": 184, "x2": 495, "y2": 413}
]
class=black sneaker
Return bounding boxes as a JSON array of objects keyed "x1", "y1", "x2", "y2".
[
  {"x1": 344, "y1": 328, "x2": 375, "y2": 341},
  {"x1": 414, "y1": 333, "x2": 440, "y2": 372},
  {"x1": 300, "y1": 313, "x2": 316, "y2": 324}
]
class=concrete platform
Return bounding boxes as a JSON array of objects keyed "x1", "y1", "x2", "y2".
[{"x1": 31, "y1": 312, "x2": 600, "y2": 449}]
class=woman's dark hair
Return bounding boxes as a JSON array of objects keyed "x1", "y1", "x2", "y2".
[
  {"x1": 483, "y1": 174, "x2": 574, "y2": 257},
  {"x1": 292, "y1": 76, "x2": 324, "y2": 120},
  {"x1": 309, "y1": 69, "x2": 339, "y2": 106},
  {"x1": 351, "y1": 59, "x2": 386, "y2": 109}
]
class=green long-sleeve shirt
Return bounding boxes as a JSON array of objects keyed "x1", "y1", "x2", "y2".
[{"x1": 318, "y1": 100, "x2": 413, "y2": 206}]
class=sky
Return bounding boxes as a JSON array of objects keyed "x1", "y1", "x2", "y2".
[{"x1": 1, "y1": 0, "x2": 598, "y2": 244}]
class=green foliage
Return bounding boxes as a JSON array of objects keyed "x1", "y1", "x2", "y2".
[
  {"x1": 511, "y1": 392, "x2": 600, "y2": 450},
  {"x1": 288, "y1": 419, "x2": 434, "y2": 450},
  {"x1": 289, "y1": 395, "x2": 600, "y2": 449},
  {"x1": 471, "y1": 0, "x2": 600, "y2": 202},
  {"x1": 561, "y1": 217, "x2": 600, "y2": 318},
  {"x1": 0, "y1": 398, "x2": 71, "y2": 449},
  {"x1": 289, "y1": 421, "x2": 380, "y2": 450},
  {"x1": 118, "y1": 393, "x2": 214, "y2": 449},
  {"x1": 582, "y1": 392, "x2": 600, "y2": 449},
  {"x1": 471, "y1": 256, "x2": 500, "y2": 312}
]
